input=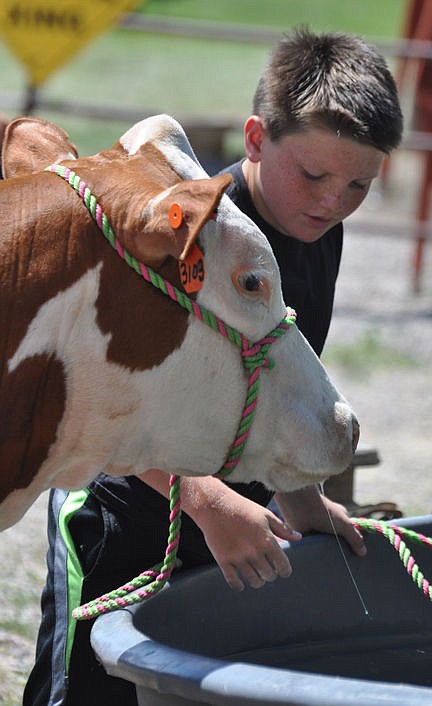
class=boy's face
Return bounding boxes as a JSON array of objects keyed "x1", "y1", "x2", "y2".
[{"x1": 243, "y1": 118, "x2": 384, "y2": 243}]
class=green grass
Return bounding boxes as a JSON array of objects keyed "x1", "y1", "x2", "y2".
[
  {"x1": 43, "y1": 31, "x2": 267, "y2": 118},
  {"x1": 138, "y1": 0, "x2": 406, "y2": 37},
  {"x1": 322, "y1": 331, "x2": 415, "y2": 374},
  {"x1": 0, "y1": 662, "x2": 30, "y2": 706},
  {"x1": 0, "y1": 619, "x2": 34, "y2": 639},
  {"x1": 0, "y1": 583, "x2": 42, "y2": 639}
]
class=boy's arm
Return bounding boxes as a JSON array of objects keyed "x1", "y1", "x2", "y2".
[{"x1": 138, "y1": 469, "x2": 301, "y2": 591}]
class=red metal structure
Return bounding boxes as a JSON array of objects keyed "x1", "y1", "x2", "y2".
[{"x1": 398, "y1": 0, "x2": 432, "y2": 291}]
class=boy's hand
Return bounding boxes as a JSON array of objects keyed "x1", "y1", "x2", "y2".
[
  {"x1": 140, "y1": 470, "x2": 302, "y2": 592},
  {"x1": 195, "y1": 490, "x2": 302, "y2": 591},
  {"x1": 274, "y1": 485, "x2": 367, "y2": 557}
]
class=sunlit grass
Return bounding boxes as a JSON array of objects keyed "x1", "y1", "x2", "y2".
[
  {"x1": 322, "y1": 331, "x2": 416, "y2": 373},
  {"x1": 138, "y1": 0, "x2": 405, "y2": 38}
]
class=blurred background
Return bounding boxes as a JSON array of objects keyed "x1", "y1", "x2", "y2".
[
  {"x1": 0, "y1": 0, "x2": 412, "y2": 164},
  {"x1": 0, "y1": 1, "x2": 431, "y2": 703},
  {"x1": 0, "y1": 0, "x2": 430, "y2": 255}
]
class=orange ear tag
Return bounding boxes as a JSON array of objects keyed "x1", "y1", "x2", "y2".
[
  {"x1": 169, "y1": 202, "x2": 183, "y2": 229},
  {"x1": 178, "y1": 243, "x2": 206, "y2": 294}
]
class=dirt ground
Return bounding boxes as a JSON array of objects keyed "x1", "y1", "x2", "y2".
[
  {"x1": 1, "y1": 150, "x2": 432, "y2": 704},
  {"x1": 326, "y1": 149, "x2": 432, "y2": 517}
]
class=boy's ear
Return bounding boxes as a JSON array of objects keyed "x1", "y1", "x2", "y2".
[{"x1": 244, "y1": 115, "x2": 265, "y2": 162}]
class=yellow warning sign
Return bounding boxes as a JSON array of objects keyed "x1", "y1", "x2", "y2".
[{"x1": 0, "y1": 1, "x2": 142, "y2": 86}]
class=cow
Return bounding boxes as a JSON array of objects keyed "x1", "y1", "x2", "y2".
[{"x1": 0, "y1": 114, "x2": 359, "y2": 530}]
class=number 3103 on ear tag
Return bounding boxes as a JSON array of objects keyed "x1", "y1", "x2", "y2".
[{"x1": 178, "y1": 243, "x2": 205, "y2": 293}]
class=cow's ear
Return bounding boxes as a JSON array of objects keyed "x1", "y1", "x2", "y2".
[
  {"x1": 122, "y1": 172, "x2": 233, "y2": 266},
  {"x1": 2, "y1": 117, "x2": 78, "y2": 179},
  {"x1": 0, "y1": 114, "x2": 7, "y2": 150}
]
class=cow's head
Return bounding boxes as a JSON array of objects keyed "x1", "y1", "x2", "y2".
[{"x1": 0, "y1": 115, "x2": 358, "y2": 529}]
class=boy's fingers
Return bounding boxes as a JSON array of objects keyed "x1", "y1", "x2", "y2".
[
  {"x1": 268, "y1": 550, "x2": 293, "y2": 578},
  {"x1": 346, "y1": 524, "x2": 367, "y2": 556},
  {"x1": 268, "y1": 514, "x2": 302, "y2": 542}
]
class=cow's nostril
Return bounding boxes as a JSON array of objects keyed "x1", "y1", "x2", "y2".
[{"x1": 352, "y1": 417, "x2": 360, "y2": 453}]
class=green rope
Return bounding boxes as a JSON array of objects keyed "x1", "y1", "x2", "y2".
[
  {"x1": 72, "y1": 475, "x2": 182, "y2": 620},
  {"x1": 353, "y1": 518, "x2": 432, "y2": 601}
]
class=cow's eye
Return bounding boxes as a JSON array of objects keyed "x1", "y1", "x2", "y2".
[
  {"x1": 232, "y1": 268, "x2": 270, "y2": 303},
  {"x1": 238, "y1": 272, "x2": 262, "y2": 293}
]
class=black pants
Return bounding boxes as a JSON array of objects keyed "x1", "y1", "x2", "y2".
[{"x1": 23, "y1": 487, "x2": 215, "y2": 706}]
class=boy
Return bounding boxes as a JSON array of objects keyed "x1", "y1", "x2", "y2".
[{"x1": 24, "y1": 28, "x2": 402, "y2": 706}]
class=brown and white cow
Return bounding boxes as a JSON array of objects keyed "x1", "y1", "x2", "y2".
[{"x1": 0, "y1": 114, "x2": 358, "y2": 530}]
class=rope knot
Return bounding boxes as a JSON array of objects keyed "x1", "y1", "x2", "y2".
[
  {"x1": 239, "y1": 311, "x2": 297, "y2": 375},
  {"x1": 241, "y1": 342, "x2": 274, "y2": 372}
]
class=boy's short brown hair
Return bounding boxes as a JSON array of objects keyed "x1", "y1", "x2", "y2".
[{"x1": 253, "y1": 28, "x2": 403, "y2": 154}]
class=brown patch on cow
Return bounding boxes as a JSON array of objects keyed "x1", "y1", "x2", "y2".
[
  {"x1": 0, "y1": 172, "x2": 101, "y2": 370},
  {"x1": 59, "y1": 144, "x2": 232, "y2": 267},
  {"x1": 0, "y1": 172, "x2": 102, "y2": 499},
  {"x1": 96, "y1": 249, "x2": 190, "y2": 370},
  {"x1": 52, "y1": 143, "x2": 231, "y2": 371},
  {"x1": 0, "y1": 354, "x2": 66, "y2": 501},
  {"x1": 54, "y1": 142, "x2": 196, "y2": 369},
  {"x1": 0, "y1": 145, "x2": 196, "y2": 377}
]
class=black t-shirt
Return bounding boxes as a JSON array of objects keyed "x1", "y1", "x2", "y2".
[{"x1": 88, "y1": 160, "x2": 343, "y2": 560}]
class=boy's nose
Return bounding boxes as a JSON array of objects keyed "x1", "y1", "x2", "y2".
[{"x1": 319, "y1": 189, "x2": 344, "y2": 212}]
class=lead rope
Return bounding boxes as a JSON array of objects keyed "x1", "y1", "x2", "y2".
[
  {"x1": 73, "y1": 474, "x2": 182, "y2": 620},
  {"x1": 46, "y1": 164, "x2": 295, "y2": 620},
  {"x1": 352, "y1": 518, "x2": 432, "y2": 600}
]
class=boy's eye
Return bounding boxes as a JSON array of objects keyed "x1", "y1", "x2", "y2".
[
  {"x1": 303, "y1": 169, "x2": 323, "y2": 181},
  {"x1": 351, "y1": 181, "x2": 368, "y2": 191}
]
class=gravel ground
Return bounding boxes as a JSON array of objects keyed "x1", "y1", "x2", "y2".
[
  {"x1": 0, "y1": 150, "x2": 431, "y2": 704},
  {"x1": 0, "y1": 493, "x2": 49, "y2": 705},
  {"x1": 326, "y1": 149, "x2": 432, "y2": 517},
  {"x1": 325, "y1": 233, "x2": 432, "y2": 517}
]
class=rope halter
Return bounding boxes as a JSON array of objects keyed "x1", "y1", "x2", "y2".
[{"x1": 46, "y1": 163, "x2": 296, "y2": 619}]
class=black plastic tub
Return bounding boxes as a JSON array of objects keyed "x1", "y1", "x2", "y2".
[{"x1": 91, "y1": 516, "x2": 432, "y2": 706}]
